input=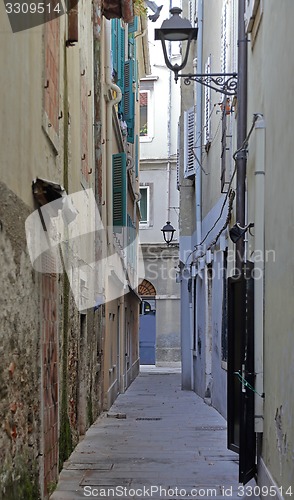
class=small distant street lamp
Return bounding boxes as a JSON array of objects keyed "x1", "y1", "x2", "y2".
[
  {"x1": 155, "y1": 7, "x2": 238, "y2": 96},
  {"x1": 161, "y1": 221, "x2": 176, "y2": 246}
]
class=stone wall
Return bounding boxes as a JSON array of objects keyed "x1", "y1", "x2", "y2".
[{"x1": 0, "y1": 182, "x2": 41, "y2": 499}]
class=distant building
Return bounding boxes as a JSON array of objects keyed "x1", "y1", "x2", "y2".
[{"x1": 139, "y1": 3, "x2": 181, "y2": 365}]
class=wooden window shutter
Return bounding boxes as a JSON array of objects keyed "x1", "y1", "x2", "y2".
[
  {"x1": 113, "y1": 153, "x2": 127, "y2": 227},
  {"x1": 124, "y1": 59, "x2": 135, "y2": 143},
  {"x1": 67, "y1": 0, "x2": 78, "y2": 44},
  {"x1": 184, "y1": 107, "x2": 195, "y2": 177}
]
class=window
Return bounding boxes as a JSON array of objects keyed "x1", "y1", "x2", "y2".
[
  {"x1": 67, "y1": 0, "x2": 78, "y2": 44},
  {"x1": 244, "y1": 0, "x2": 263, "y2": 36},
  {"x1": 220, "y1": 1, "x2": 228, "y2": 75},
  {"x1": 184, "y1": 107, "x2": 196, "y2": 177},
  {"x1": 43, "y1": 15, "x2": 60, "y2": 151},
  {"x1": 139, "y1": 186, "x2": 149, "y2": 225},
  {"x1": 139, "y1": 79, "x2": 155, "y2": 142},
  {"x1": 204, "y1": 56, "x2": 212, "y2": 148},
  {"x1": 220, "y1": 98, "x2": 233, "y2": 193},
  {"x1": 112, "y1": 153, "x2": 127, "y2": 228},
  {"x1": 140, "y1": 91, "x2": 148, "y2": 137}
]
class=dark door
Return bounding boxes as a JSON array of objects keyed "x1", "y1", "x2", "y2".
[
  {"x1": 227, "y1": 263, "x2": 256, "y2": 484},
  {"x1": 139, "y1": 300, "x2": 156, "y2": 365}
]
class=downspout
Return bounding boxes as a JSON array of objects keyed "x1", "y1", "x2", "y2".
[
  {"x1": 104, "y1": 20, "x2": 122, "y2": 246},
  {"x1": 254, "y1": 115, "x2": 265, "y2": 433},
  {"x1": 195, "y1": 0, "x2": 203, "y2": 248},
  {"x1": 193, "y1": 0, "x2": 203, "y2": 392},
  {"x1": 166, "y1": 0, "x2": 172, "y2": 223},
  {"x1": 236, "y1": 0, "x2": 248, "y2": 271}
]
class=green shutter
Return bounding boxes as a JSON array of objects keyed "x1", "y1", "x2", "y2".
[
  {"x1": 113, "y1": 153, "x2": 127, "y2": 227},
  {"x1": 117, "y1": 24, "x2": 125, "y2": 89},
  {"x1": 128, "y1": 16, "x2": 138, "y2": 34},
  {"x1": 124, "y1": 59, "x2": 135, "y2": 143},
  {"x1": 111, "y1": 19, "x2": 118, "y2": 77}
]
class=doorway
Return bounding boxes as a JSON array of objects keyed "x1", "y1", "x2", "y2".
[{"x1": 139, "y1": 279, "x2": 156, "y2": 365}]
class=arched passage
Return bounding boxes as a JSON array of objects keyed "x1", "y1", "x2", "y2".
[{"x1": 138, "y1": 279, "x2": 156, "y2": 365}]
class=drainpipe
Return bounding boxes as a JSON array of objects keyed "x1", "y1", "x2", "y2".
[
  {"x1": 195, "y1": 0, "x2": 203, "y2": 249},
  {"x1": 166, "y1": 1, "x2": 172, "y2": 223},
  {"x1": 235, "y1": 0, "x2": 248, "y2": 272},
  {"x1": 192, "y1": 0, "x2": 203, "y2": 393},
  {"x1": 254, "y1": 115, "x2": 265, "y2": 433},
  {"x1": 104, "y1": 20, "x2": 122, "y2": 246}
]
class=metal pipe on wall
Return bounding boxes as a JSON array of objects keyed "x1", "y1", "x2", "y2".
[
  {"x1": 236, "y1": 0, "x2": 248, "y2": 271},
  {"x1": 195, "y1": 0, "x2": 203, "y2": 249},
  {"x1": 254, "y1": 115, "x2": 265, "y2": 433},
  {"x1": 166, "y1": 0, "x2": 173, "y2": 223}
]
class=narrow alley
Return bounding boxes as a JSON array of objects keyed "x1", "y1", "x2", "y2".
[{"x1": 50, "y1": 367, "x2": 259, "y2": 500}]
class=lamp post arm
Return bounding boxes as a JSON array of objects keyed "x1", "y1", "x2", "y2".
[{"x1": 177, "y1": 72, "x2": 238, "y2": 96}]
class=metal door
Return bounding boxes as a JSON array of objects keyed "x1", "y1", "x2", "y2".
[
  {"x1": 139, "y1": 300, "x2": 156, "y2": 365},
  {"x1": 227, "y1": 263, "x2": 256, "y2": 484}
]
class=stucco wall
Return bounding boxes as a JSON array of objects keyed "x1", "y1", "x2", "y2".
[
  {"x1": 139, "y1": 163, "x2": 179, "y2": 245},
  {"x1": 140, "y1": 244, "x2": 180, "y2": 363},
  {"x1": 246, "y1": 0, "x2": 294, "y2": 488}
]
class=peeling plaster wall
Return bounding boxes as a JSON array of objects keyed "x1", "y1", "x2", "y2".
[
  {"x1": 0, "y1": 183, "x2": 41, "y2": 498},
  {"x1": 0, "y1": 0, "x2": 105, "y2": 496}
]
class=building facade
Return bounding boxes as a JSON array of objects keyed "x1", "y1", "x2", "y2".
[
  {"x1": 139, "y1": 2, "x2": 181, "y2": 365},
  {"x1": 177, "y1": 0, "x2": 294, "y2": 492},
  {"x1": 0, "y1": 2, "x2": 148, "y2": 498}
]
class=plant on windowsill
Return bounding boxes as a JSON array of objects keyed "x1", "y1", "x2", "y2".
[
  {"x1": 133, "y1": 0, "x2": 147, "y2": 17},
  {"x1": 140, "y1": 124, "x2": 148, "y2": 136}
]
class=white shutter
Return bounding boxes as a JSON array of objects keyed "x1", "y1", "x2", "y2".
[
  {"x1": 220, "y1": 2, "x2": 227, "y2": 74},
  {"x1": 184, "y1": 107, "x2": 195, "y2": 178},
  {"x1": 176, "y1": 121, "x2": 180, "y2": 189},
  {"x1": 244, "y1": 0, "x2": 261, "y2": 33},
  {"x1": 204, "y1": 56, "x2": 211, "y2": 147},
  {"x1": 188, "y1": 0, "x2": 196, "y2": 26},
  {"x1": 220, "y1": 99, "x2": 233, "y2": 193}
]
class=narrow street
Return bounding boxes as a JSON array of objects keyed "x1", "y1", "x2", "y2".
[{"x1": 50, "y1": 367, "x2": 259, "y2": 500}]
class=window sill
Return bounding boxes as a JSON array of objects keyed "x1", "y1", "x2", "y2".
[{"x1": 140, "y1": 136, "x2": 153, "y2": 143}]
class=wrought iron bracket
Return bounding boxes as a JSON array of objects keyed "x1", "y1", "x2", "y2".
[{"x1": 176, "y1": 72, "x2": 238, "y2": 96}]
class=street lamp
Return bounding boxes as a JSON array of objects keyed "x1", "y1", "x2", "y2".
[
  {"x1": 155, "y1": 7, "x2": 238, "y2": 96},
  {"x1": 161, "y1": 221, "x2": 176, "y2": 246}
]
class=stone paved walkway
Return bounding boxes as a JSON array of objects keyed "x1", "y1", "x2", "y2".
[{"x1": 50, "y1": 367, "x2": 259, "y2": 500}]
